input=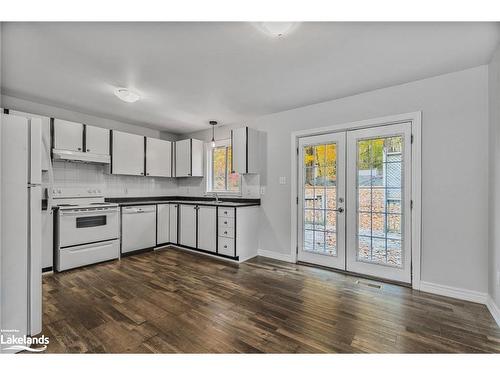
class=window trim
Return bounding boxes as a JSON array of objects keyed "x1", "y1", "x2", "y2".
[{"x1": 205, "y1": 139, "x2": 242, "y2": 196}]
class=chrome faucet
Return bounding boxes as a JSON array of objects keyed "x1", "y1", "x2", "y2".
[{"x1": 214, "y1": 193, "x2": 220, "y2": 203}]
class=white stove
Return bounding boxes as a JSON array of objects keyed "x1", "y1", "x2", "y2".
[
  {"x1": 53, "y1": 187, "x2": 120, "y2": 271},
  {"x1": 52, "y1": 187, "x2": 118, "y2": 209}
]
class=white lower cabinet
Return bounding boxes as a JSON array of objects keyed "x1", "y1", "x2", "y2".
[
  {"x1": 157, "y1": 203, "x2": 178, "y2": 245},
  {"x1": 217, "y1": 236, "x2": 235, "y2": 257},
  {"x1": 125, "y1": 202, "x2": 259, "y2": 262},
  {"x1": 179, "y1": 204, "x2": 197, "y2": 248},
  {"x1": 197, "y1": 206, "x2": 216, "y2": 253},
  {"x1": 157, "y1": 204, "x2": 170, "y2": 245},
  {"x1": 169, "y1": 203, "x2": 178, "y2": 244}
]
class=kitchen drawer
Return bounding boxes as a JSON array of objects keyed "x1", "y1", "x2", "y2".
[
  {"x1": 58, "y1": 240, "x2": 119, "y2": 271},
  {"x1": 218, "y1": 216, "x2": 234, "y2": 228},
  {"x1": 218, "y1": 236, "x2": 235, "y2": 257},
  {"x1": 218, "y1": 224, "x2": 234, "y2": 238},
  {"x1": 218, "y1": 207, "x2": 235, "y2": 218}
]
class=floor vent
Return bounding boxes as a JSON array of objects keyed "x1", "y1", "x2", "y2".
[{"x1": 356, "y1": 280, "x2": 382, "y2": 289}]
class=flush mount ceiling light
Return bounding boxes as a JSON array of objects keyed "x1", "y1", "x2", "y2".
[
  {"x1": 255, "y1": 22, "x2": 300, "y2": 38},
  {"x1": 209, "y1": 120, "x2": 218, "y2": 147},
  {"x1": 114, "y1": 88, "x2": 140, "y2": 103}
]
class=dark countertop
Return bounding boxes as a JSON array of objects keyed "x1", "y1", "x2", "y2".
[{"x1": 105, "y1": 196, "x2": 261, "y2": 208}]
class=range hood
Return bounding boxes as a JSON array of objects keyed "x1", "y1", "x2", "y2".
[{"x1": 52, "y1": 149, "x2": 110, "y2": 164}]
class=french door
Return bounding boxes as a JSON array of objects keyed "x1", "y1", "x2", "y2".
[
  {"x1": 297, "y1": 123, "x2": 412, "y2": 284},
  {"x1": 298, "y1": 133, "x2": 346, "y2": 269}
]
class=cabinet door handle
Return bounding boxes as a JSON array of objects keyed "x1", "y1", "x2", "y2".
[
  {"x1": 224, "y1": 231, "x2": 227, "y2": 234},
  {"x1": 87, "y1": 149, "x2": 90, "y2": 152},
  {"x1": 224, "y1": 245, "x2": 227, "y2": 248},
  {"x1": 77, "y1": 147, "x2": 81, "y2": 151}
]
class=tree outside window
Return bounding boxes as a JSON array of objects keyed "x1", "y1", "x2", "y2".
[{"x1": 208, "y1": 142, "x2": 241, "y2": 194}]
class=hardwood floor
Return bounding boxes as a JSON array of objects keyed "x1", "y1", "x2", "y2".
[{"x1": 38, "y1": 247, "x2": 500, "y2": 353}]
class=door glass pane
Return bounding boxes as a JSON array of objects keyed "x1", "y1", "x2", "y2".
[
  {"x1": 355, "y1": 136, "x2": 404, "y2": 268},
  {"x1": 303, "y1": 141, "x2": 338, "y2": 257}
]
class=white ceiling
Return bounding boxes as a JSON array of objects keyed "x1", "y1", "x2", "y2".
[{"x1": 2, "y1": 22, "x2": 499, "y2": 134}]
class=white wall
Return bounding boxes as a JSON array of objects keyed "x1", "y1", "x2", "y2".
[
  {"x1": 488, "y1": 46, "x2": 500, "y2": 308},
  {"x1": 186, "y1": 66, "x2": 490, "y2": 294}
]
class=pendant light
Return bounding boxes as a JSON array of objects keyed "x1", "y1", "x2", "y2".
[{"x1": 209, "y1": 120, "x2": 218, "y2": 147}]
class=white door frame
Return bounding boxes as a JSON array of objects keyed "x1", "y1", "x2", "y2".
[{"x1": 290, "y1": 111, "x2": 422, "y2": 289}]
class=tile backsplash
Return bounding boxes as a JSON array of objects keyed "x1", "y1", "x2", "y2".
[
  {"x1": 49, "y1": 160, "x2": 261, "y2": 199},
  {"x1": 52, "y1": 161, "x2": 178, "y2": 197}
]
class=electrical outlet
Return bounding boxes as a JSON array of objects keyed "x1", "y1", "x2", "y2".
[
  {"x1": 260, "y1": 186, "x2": 266, "y2": 195},
  {"x1": 279, "y1": 176, "x2": 287, "y2": 185}
]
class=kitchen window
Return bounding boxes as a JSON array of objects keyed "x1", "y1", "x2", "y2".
[{"x1": 206, "y1": 139, "x2": 241, "y2": 195}]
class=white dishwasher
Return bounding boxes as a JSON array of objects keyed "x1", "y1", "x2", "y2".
[{"x1": 121, "y1": 205, "x2": 157, "y2": 254}]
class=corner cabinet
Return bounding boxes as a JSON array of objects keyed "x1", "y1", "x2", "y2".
[
  {"x1": 111, "y1": 130, "x2": 145, "y2": 176},
  {"x1": 156, "y1": 203, "x2": 178, "y2": 246},
  {"x1": 146, "y1": 137, "x2": 172, "y2": 177},
  {"x1": 174, "y1": 138, "x2": 203, "y2": 177},
  {"x1": 231, "y1": 127, "x2": 260, "y2": 174}
]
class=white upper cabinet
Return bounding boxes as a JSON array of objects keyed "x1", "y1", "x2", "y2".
[
  {"x1": 191, "y1": 139, "x2": 204, "y2": 177},
  {"x1": 146, "y1": 137, "x2": 172, "y2": 177},
  {"x1": 111, "y1": 130, "x2": 145, "y2": 176},
  {"x1": 231, "y1": 127, "x2": 260, "y2": 174},
  {"x1": 53, "y1": 119, "x2": 83, "y2": 152},
  {"x1": 175, "y1": 139, "x2": 190, "y2": 177},
  {"x1": 175, "y1": 138, "x2": 203, "y2": 177},
  {"x1": 85, "y1": 125, "x2": 109, "y2": 155}
]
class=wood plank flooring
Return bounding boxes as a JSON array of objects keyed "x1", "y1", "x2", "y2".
[{"x1": 37, "y1": 247, "x2": 500, "y2": 353}]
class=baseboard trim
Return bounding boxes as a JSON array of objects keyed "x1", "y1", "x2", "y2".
[
  {"x1": 257, "y1": 249, "x2": 295, "y2": 263},
  {"x1": 419, "y1": 281, "x2": 488, "y2": 304},
  {"x1": 486, "y1": 296, "x2": 500, "y2": 327}
]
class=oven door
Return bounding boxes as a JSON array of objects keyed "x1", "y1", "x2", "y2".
[{"x1": 58, "y1": 207, "x2": 119, "y2": 248}]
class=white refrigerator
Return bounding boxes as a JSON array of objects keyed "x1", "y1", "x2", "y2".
[{"x1": 0, "y1": 113, "x2": 43, "y2": 353}]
